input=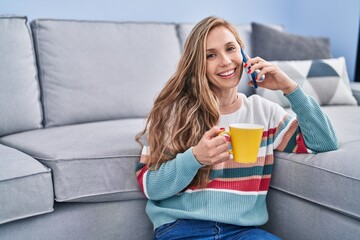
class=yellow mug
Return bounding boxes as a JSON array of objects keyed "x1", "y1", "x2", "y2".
[{"x1": 220, "y1": 123, "x2": 264, "y2": 163}]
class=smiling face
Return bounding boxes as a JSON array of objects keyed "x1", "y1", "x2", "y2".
[{"x1": 205, "y1": 26, "x2": 244, "y2": 96}]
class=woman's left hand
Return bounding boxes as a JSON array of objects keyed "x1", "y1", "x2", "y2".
[{"x1": 245, "y1": 56, "x2": 298, "y2": 95}]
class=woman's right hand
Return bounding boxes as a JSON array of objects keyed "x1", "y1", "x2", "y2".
[
  {"x1": 245, "y1": 55, "x2": 297, "y2": 94},
  {"x1": 192, "y1": 126, "x2": 230, "y2": 166}
]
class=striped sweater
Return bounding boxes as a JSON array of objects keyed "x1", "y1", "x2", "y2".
[{"x1": 136, "y1": 86, "x2": 338, "y2": 230}]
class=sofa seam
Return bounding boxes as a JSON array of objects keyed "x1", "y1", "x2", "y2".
[
  {"x1": 0, "y1": 15, "x2": 27, "y2": 20},
  {"x1": 55, "y1": 189, "x2": 145, "y2": 202},
  {"x1": 0, "y1": 169, "x2": 52, "y2": 183},
  {"x1": 34, "y1": 154, "x2": 141, "y2": 162},
  {"x1": 0, "y1": 207, "x2": 54, "y2": 225},
  {"x1": 30, "y1": 18, "x2": 178, "y2": 25}
]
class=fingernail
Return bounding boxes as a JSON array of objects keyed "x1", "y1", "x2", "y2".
[
  {"x1": 220, "y1": 127, "x2": 225, "y2": 131},
  {"x1": 247, "y1": 69, "x2": 251, "y2": 74},
  {"x1": 244, "y1": 63, "x2": 248, "y2": 68}
]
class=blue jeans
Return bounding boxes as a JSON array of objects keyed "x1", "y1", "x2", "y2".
[{"x1": 153, "y1": 219, "x2": 281, "y2": 240}]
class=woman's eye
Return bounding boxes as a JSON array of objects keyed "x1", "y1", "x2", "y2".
[
  {"x1": 227, "y1": 46, "x2": 236, "y2": 52},
  {"x1": 207, "y1": 53, "x2": 216, "y2": 59}
]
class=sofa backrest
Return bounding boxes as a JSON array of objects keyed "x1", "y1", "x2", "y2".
[
  {"x1": 30, "y1": 19, "x2": 181, "y2": 127},
  {"x1": 0, "y1": 16, "x2": 43, "y2": 137},
  {"x1": 0, "y1": 18, "x2": 284, "y2": 131}
]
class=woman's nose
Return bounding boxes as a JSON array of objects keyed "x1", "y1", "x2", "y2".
[{"x1": 220, "y1": 54, "x2": 231, "y2": 67}]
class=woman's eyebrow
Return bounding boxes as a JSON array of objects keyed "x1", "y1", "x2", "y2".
[
  {"x1": 224, "y1": 41, "x2": 236, "y2": 46},
  {"x1": 206, "y1": 41, "x2": 236, "y2": 51}
]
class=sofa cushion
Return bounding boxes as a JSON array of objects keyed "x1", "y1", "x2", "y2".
[
  {"x1": 256, "y1": 57, "x2": 357, "y2": 107},
  {"x1": 0, "y1": 119, "x2": 146, "y2": 202},
  {"x1": 271, "y1": 106, "x2": 360, "y2": 220},
  {"x1": 251, "y1": 22, "x2": 332, "y2": 61},
  {"x1": 0, "y1": 16, "x2": 42, "y2": 137},
  {"x1": 30, "y1": 20, "x2": 181, "y2": 127},
  {"x1": 0, "y1": 144, "x2": 53, "y2": 224}
]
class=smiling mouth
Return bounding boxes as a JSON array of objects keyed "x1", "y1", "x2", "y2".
[{"x1": 218, "y1": 68, "x2": 236, "y2": 78}]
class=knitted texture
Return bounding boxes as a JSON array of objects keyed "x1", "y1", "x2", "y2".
[{"x1": 136, "y1": 87, "x2": 338, "y2": 229}]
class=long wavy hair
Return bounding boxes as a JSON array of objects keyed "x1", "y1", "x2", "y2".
[{"x1": 136, "y1": 16, "x2": 245, "y2": 187}]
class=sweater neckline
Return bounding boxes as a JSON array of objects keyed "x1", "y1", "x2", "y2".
[{"x1": 219, "y1": 94, "x2": 242, "y2": 115}]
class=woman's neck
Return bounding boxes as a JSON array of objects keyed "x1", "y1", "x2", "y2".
[{"x1": 216, "y1": 89, "x2": 239, "y2": 108}]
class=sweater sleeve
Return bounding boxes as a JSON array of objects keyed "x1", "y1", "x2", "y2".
[
  {"x1": 135, "y1": 146, "x2": 203, "y2": 200},
  {"x1": 274, "y1": 86, "x2": 339, "y2": 153}
]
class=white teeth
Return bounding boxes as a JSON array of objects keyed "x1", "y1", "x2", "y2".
[{"x1": 219, "y1": 69, "x2": 235, "y2": 76}]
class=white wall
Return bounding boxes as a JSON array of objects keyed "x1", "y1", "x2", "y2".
[{"x1": 1, "y1": 0, "x2": 359, "y2": 80}]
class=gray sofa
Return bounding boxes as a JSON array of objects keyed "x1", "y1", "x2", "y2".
[{"x1": 0, "y1": 15, "x2": 359, "y2": 240}]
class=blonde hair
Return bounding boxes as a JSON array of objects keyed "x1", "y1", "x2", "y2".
[{"x1": 136, "y1": 16, "x2": 245, "y2": 187}]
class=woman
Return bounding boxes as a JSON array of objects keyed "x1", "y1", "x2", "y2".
[{"x1": 136, "y1": 16, "x2": 338, "y2": 239}]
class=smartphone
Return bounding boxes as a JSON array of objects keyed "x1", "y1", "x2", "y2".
[{"x1": 240, "y1": 48, "x2": 264, "y2": 89}]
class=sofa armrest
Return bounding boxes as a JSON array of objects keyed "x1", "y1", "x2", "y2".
[{"x1": 351, "y1": 82, "x2": 360, "y2": 105}]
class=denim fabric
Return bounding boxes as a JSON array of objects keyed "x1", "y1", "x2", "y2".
[{"x1": 153, "y1": 219, "x2": 281, "y2": 240}]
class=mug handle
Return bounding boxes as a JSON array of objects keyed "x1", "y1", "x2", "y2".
[{"x1": 218, "y1": 131, "x2": 233, "y2": 154}]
